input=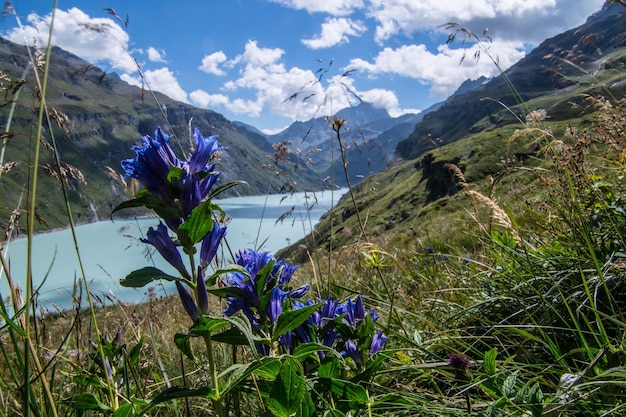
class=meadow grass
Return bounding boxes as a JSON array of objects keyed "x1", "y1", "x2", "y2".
[{"x1": 3, "y1": 4, "x2": 626, "y2": 417}]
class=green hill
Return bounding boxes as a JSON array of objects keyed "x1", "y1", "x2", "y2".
[{"x1": 279, "y1": 3, "x2": 626, "y2": 262}]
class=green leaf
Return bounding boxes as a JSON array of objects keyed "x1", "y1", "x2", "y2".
[
  {"x1": 206, "y1": 265, "x2": 249, "y2": 286},
  {"x1": 268, "y1": 357, "x2": 306, "y2": 417},
  {"x1": 219, "y1": 315, "x2": 266, "y2": 356},
  {"x1": 207, "y1": 180, "x2": 248, "y2": 201},
  {"x1": 196, "y1": 316, "x2": 231, "y2": 335},
  {"x1": 142, "y1": 386, "x2": 212, "y2": 413},
  {"x1": 317, "y1": 378, "x2": 369, "y2": 408},
  {"x1": 127, "y1": 337, "x2": 143, "y2": 366},
  {"x1": 68, "y1": 392, "x2": 111, "y2": 411},
  {"x1": 112, "y1": 189, "x2": 182, "y2": 220},
  {"x1": 174, "y1": 333, "x2": 194, "y2": 360},
  {"x1": 503, "y1": 372, "x2": 517, "y2": 398},
  {"x1": 211, "y1": 327, "x2": 250, "y2": 345},
  {"x1": 292, "y1": 342, "x2": 336, "y2": 361},
  {"x1": 113, "y1": 400, "x2": 149, "y2": 417},
  {"x1": 206, "y1": 286, "x2": 244, "y2": 299},
  {"x1": 484, "y1": 348, "x2": 498, "y2": 376},
  {"x1": 218, "y1": 357, "x2": 281, "y2": 398},
  {"x1": 178, "y1": 199, "x2": 221, "y2": 246},
  {"x1": 255, "y1": 259, "x2": 275, "y2": 301},
  {"x1": 273, "y1": 303, "x2": 321, "y2": 341},
  {"x1": 319, "y1": 355, "x2": 342, "y2": 379},
  {"x1": 120, "y1": 267, "x2": 180, "y2": 288}
]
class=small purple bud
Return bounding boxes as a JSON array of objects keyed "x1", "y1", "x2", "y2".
[
  {"x1": 289, "y1": 284, "x2": 309, "y2": 299},
  {"x1": 104, "y1": 357, "x2": 113, "y2": 379},
  {"x1": 196, "y1": 266, "x2": 209, "y2": 316},
  {"x1": 176, "y1": 281, "x2": 200, "y2": 322},
  {"x1": 344, "y1": 339, "x2": 360, "y2": 363}
]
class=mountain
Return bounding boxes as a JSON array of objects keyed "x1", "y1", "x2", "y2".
[
  {"x1": 397, "y1": 3, "x2": 626, "y2": 160},
  {"x1": 278, "y1": 3, "x2": 626, "y2": 262},
  {"x1": 0, "y1": 36, "x2": 322, "y2": 231},
  {"x1": 267, "y1": 102, "x2": 424, "y2": 184}
]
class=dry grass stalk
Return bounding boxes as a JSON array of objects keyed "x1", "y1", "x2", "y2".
[
  {"x1": 465, "y1": 189, "x2": 521, "y2": 244},
  {"x1": 0, "y1": 161, "x2": 19, "y2": 174},
  {"x1": 48, "y1": 106, "x2": 74, "y2": 136},
  {"x1": 41, "y1": 161, "x2": 86, "y2": 185}
]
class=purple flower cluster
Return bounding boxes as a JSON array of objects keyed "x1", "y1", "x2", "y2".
[
  {"x1": 291, "y1": 295, "x2": 388, "y2": 363},
  {"x1": 222, "y1": 249, "x2": 309, "y2": 331},
  {"x1": 119, "y1": 128, "x2": 388, "y2": 364},
  {"x1": 121, "y1": 127, "x2": 222, "y2": 231}
]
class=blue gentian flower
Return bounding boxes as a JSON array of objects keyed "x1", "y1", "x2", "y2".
[
  {"x1": 186, "y1": 128, "x2": 221, "y2": 175},
  {"x1": 141, "y1": 222, "x2": 191, "y2": 280},
  {"x1": 121, "y1": 128, "x2": 223, "y2": 231},
  {"x1": 369, "y1": 330, "x2": 388, "y2": 357},
  {"x1": 222, "y1": 249, "x2": 307, "y2": 332},
  {"x1": 268, "y1": 287, "x2": 288, "y2": 325},
  {"x1": 121, "y1": 128, "x2": 180, "y2": 201}
]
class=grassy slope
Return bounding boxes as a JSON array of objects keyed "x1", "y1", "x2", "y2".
[{"x1": 278, "y1": 49, "x2": 626, "y2": 264}]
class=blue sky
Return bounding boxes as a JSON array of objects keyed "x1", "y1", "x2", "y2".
[{"x1": 1, "y1": 0, "x2": 605, "y2": 133}]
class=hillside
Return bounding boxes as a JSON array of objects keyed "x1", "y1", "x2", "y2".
[
  {"x1": 278, "y1": 3, "x2": 626, "y2": 262},
  {"x1": 0, "y1": 36, "x2": 323, "y2": 232},
  {"x1": 396, "y1": 3, "x2": 626, "y2": 160}
]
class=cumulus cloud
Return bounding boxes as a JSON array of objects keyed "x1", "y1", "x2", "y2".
[
  {"x1": 189, "y1": 90, "x2": 229, "y2": 108},
  {"x1": 302, "y1": 17, "x2": 367, "y2": 49},
  {"x1": 122, "y1": 67, "x2": 188, "y2": 103},
  {"x1": 269, "y1": 0, "x2": 365, "y2": 16},
  {"x1": 199, "y1": 51, "x2": 228, "y2": 76},
  {"x1": 147, "y1": 47, "x2": 166, "y2": 63},
  {"x1": 4, "y1": 7, "x2": 137, "y2": 72},
  {"x1": 367, "y1": 0, "x2": 604, "y2": 44},
  {"x1": 347, "y1": 39, "x2": 525, "y2": 97}
]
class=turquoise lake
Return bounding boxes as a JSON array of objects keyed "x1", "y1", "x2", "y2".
[{"x1": 0, "y1": 189, "x2": 344, "y2": 311}]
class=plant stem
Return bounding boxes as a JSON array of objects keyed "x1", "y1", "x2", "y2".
[{"x1": 203, "y1": 332, "x2": 225, "y2": 417}]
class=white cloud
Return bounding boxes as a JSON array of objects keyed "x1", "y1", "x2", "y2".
[
  {"x1": 269, "y1": 0, "x2": 365, "y2": 16},
  {"x1": 215, "y1": 40, "x2": 356, "y2": 120},
  {"x1": 189, "y1": 89, "x2": 229, "y2": 107},
  {"x1": 302, "y1": 17, "x2": 366, "y2": 49},
  {"x1": 367, "y1": 0, "x2": 604, "y2": 44},
  {"x1": 147, "y1": 47, "x2": 166, "y2": 63},
  {"x1": 261, "y1": 125, "x2": 291, "y2": 135},
  {"x1": 122, "y1": 67, "x2": 188, "y2": 103},
  {"x1": 199, "y1": 51, "x2": 228, "y2": 75},
  {"x1": 348, "y1": 39, "x2": 525, "y2": 97},
  {"x1": 4, "y1": 7, "x2": 137, "y2": 72},
  {"x1": 388, "y1": 107, "x2": 421, "y2": 117},
  {"x1": 357, "y1": 88, "x2": 398, "y2": 109}
]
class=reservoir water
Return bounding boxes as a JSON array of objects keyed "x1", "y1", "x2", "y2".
[{"x1": 0, "y1": 189, "x2": 343, "y2": 311}]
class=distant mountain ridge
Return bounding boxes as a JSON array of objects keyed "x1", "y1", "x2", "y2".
[
  {"x1": 267, "y1": 102, "x2": 422, "y2": 184},
  {"x1": 266, "y1": 75, "x2": 492, "y2": 185}
]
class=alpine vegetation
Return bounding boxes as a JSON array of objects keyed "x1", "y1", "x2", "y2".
[{"x1": 112, "y1": 127, "x2": 389, "y2": 416}]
